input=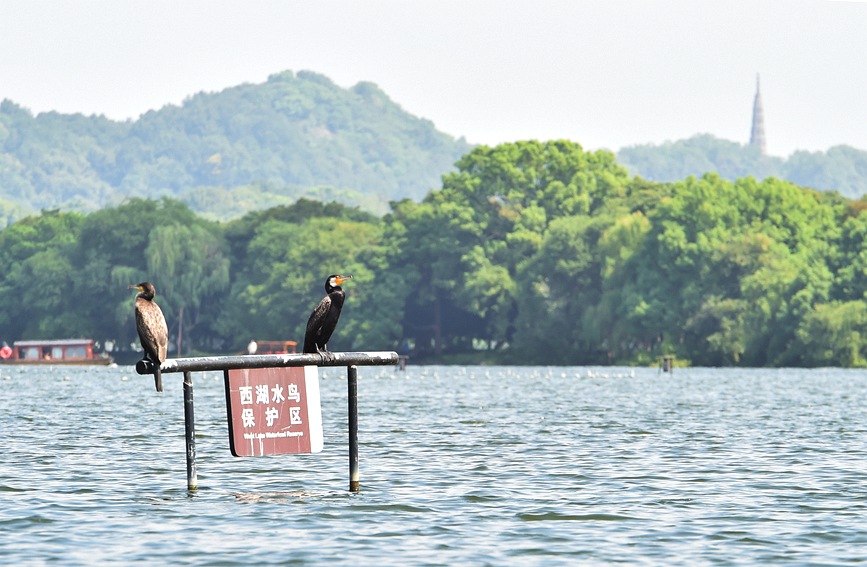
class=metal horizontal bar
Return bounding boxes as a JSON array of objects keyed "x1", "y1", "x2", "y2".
[{"x1": 134, "y1": 351, "x2": 399, "y2": 375}]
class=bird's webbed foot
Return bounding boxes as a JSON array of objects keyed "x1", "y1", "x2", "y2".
[{"x1": 317, "y1": 345, "x2": 336, "y2": 363}]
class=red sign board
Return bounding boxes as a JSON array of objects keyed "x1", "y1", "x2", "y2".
[{"x1": 224, "y1": 366, "x2": 323, "y2": 457}]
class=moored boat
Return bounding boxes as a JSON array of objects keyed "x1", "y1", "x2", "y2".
[
  {"x1": 0, "y1": 339, "x2": 114, "y2": 365},
  {"x1": 249, "y1": 340, "x2": 297, "y2": 355}
]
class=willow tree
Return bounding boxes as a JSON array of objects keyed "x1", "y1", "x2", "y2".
[
  {"x1": 145, "y1": 223, "x2": 230, "y2": 354},
  {"x1": 73, "y1": 198, "x2": 201, "y2": 349}
]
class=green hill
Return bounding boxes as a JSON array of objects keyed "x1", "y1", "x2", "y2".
[
  {"x1": 617, "y1": 134, "x2": 867, "y2": 199},
  {"x1": 4, "y1": 72, "x2": 866, "y2": 230},
  {"x1": 0, "y1": 70, "x2": 472, "y2": 225}
]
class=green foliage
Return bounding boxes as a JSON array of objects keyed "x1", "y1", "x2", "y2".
[
  {"x1": 67, "y1": 198, "x2": 210, "y2": 353},
  {"x1": 513, "y1": 215, "x2": 612, "y2": 364},
  {"x1": 391, "y1": 140, "x2": 630, "y2": 357},
  {"x1": 0, "y1": 210, "x2": 84, "y2": 339},
  {"x1": 796, "y1": 301, "x2": 867, "y2": 367},
  {"x1": 145, "y1": 223, "x2": 230, "y2": 355},
  {"x1": 3, "y1": 139, "x2": 867, "y2": 367},
  {"x1": 216, "y1": 214, "x2": 391, "y2": 353}
]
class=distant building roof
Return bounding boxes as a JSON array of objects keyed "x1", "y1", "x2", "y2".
[{"x1": 14, "y1": 339, "x2": 95, "y2": 347}]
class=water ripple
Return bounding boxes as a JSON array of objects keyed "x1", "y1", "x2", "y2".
[{"x1": 2, "y1": 365, "x2": 867, "y2": 565}]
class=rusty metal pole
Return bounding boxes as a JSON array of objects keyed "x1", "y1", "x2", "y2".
[
  {"x1": 348, "y1": 365, "x2": 359, "y2": 492},
  {"x1": 183, "y1": 371, "x2": 198, "y2": 491}
]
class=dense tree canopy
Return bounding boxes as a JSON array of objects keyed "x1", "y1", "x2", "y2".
[{"x1": 3, "y1": 140, "x2": 867, "y2": 367}]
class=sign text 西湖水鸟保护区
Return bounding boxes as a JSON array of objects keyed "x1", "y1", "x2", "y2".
[{"x1": 224, "y1": 366, "x2": 323, "y2": 457}]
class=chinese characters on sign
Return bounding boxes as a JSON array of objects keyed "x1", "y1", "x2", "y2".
[{"x1": 224, "y1": 366, "x2": 323, "y2": 456}]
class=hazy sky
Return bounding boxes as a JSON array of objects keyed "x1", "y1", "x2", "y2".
[{"x1": 2, "y1": 0, "x2": 865, "y2": 157}]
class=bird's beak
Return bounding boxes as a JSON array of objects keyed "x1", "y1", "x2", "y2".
[
  {"x1": 129, "y1": 284, "x2": 141, "y2": 291},
  {"x1": 335, "y1": 275, "x2": 353, "y2": 285}
]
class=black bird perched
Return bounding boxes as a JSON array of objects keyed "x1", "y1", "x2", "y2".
[
  {"x1": 130, "y1": 281, "x2": 169, "y2": 392},
  {"x1": 303, "y1": 274, "x2": 352, "y2": 354}
]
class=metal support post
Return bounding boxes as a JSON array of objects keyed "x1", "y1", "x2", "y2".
[
  {"x1": 348, "y1": 365, "x2": 359, "y2": 493},
  {"x1": 183, "y1": 371, "x2": 198, "y2": 491}
]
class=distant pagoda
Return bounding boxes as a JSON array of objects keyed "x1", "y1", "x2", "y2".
[{"x1": 749, "y1": 74, "x2": 767, "y2": 155}]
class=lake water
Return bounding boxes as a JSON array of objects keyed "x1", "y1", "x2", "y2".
[{"x1": 2, "y1": 364, "x2": 866, "y2": 565}]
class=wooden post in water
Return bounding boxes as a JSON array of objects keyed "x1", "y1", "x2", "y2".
[
  {"x1": 348, "y1": 365, "x2": 360, "y2": 493},
  {"x1": 183, "y1": 371, "x2": 198, "y2": 491},
  {"x1": 661, "y1": 356, "x2": 674, "y2": 373}
]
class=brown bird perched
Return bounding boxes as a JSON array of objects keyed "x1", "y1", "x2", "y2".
[
  {"x1": 130, "y1": 281, "x2": 169, "y2": 392},
  {"x1": 303, "y1": 274, "x2": 352, "y2": 355}
]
